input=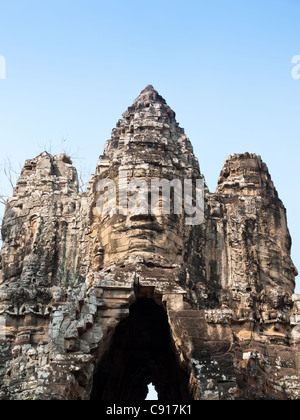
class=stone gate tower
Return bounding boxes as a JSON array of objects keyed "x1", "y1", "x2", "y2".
[{"x1": 0, "y1": 85, "x2": 299, "y2": 400}]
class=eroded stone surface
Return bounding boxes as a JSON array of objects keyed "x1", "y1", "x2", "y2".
[{"x1": 0, "y1": 85, "x2": 299, "y2": 400}]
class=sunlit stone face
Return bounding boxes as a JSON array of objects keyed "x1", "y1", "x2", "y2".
[
  {"x1": 88, "y1": 85, "x2": 201, "y2": 270},
  {"x1": 91, "y1": 171, "x2": 186, "y2": 268}
]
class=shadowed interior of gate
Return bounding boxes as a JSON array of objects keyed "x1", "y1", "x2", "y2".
[{"x1": 90, "y1": 299, "x2": 192, "y2": 400}]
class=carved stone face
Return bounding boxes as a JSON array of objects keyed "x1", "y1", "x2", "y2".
[
  {"x1": 91, "y1": 171, "x2": 185, "y2": 268},
  {"x1": 88, "y1": 85, "x2": 200, "y2": 270}
]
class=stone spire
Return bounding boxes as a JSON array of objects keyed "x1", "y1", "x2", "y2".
[
  {"x1": 87, "y1": 85, "x2": 206, "y2": 295},
  {"x1": 217, "y1": 153, "x2": 278, "y2": 198},
  {"x1": 100, "y1": 85, "x2": 200, "y2": 175}
]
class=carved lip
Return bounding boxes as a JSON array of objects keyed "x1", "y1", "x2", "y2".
[
  {"x1": 123, "y1": 224, "x2": 164, "y2": 234},
  {"x1": 125, "y1": 214, "x2": 164, "y2": 233}
]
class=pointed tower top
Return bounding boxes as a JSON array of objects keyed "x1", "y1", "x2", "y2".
[
  {"x1": 141, "y1": 84, "x2": 156, "y2": 93},
  {"x1": 99, "y1": 85, "x2": 201, "y2": 176},
  {"x1": 132, "y1": 84, "x2": 168, "y2": 108}
]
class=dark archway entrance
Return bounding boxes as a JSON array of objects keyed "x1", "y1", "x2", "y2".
[{"x1": 91, "y1": 299, "x2": 192, "y2": 400}]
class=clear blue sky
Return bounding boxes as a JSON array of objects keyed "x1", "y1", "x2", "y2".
[{"x1": 0, "y1": 0, "x2": 299, "y2": 293}]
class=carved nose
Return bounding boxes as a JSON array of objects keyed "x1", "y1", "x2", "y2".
[{"x1": 129, "y1": 214, "x2": 157, "y2": 223}]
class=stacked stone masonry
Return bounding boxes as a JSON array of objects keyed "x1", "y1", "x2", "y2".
[{"x1": 0, "y1": 85, "x2": 299, "y2": 400}]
